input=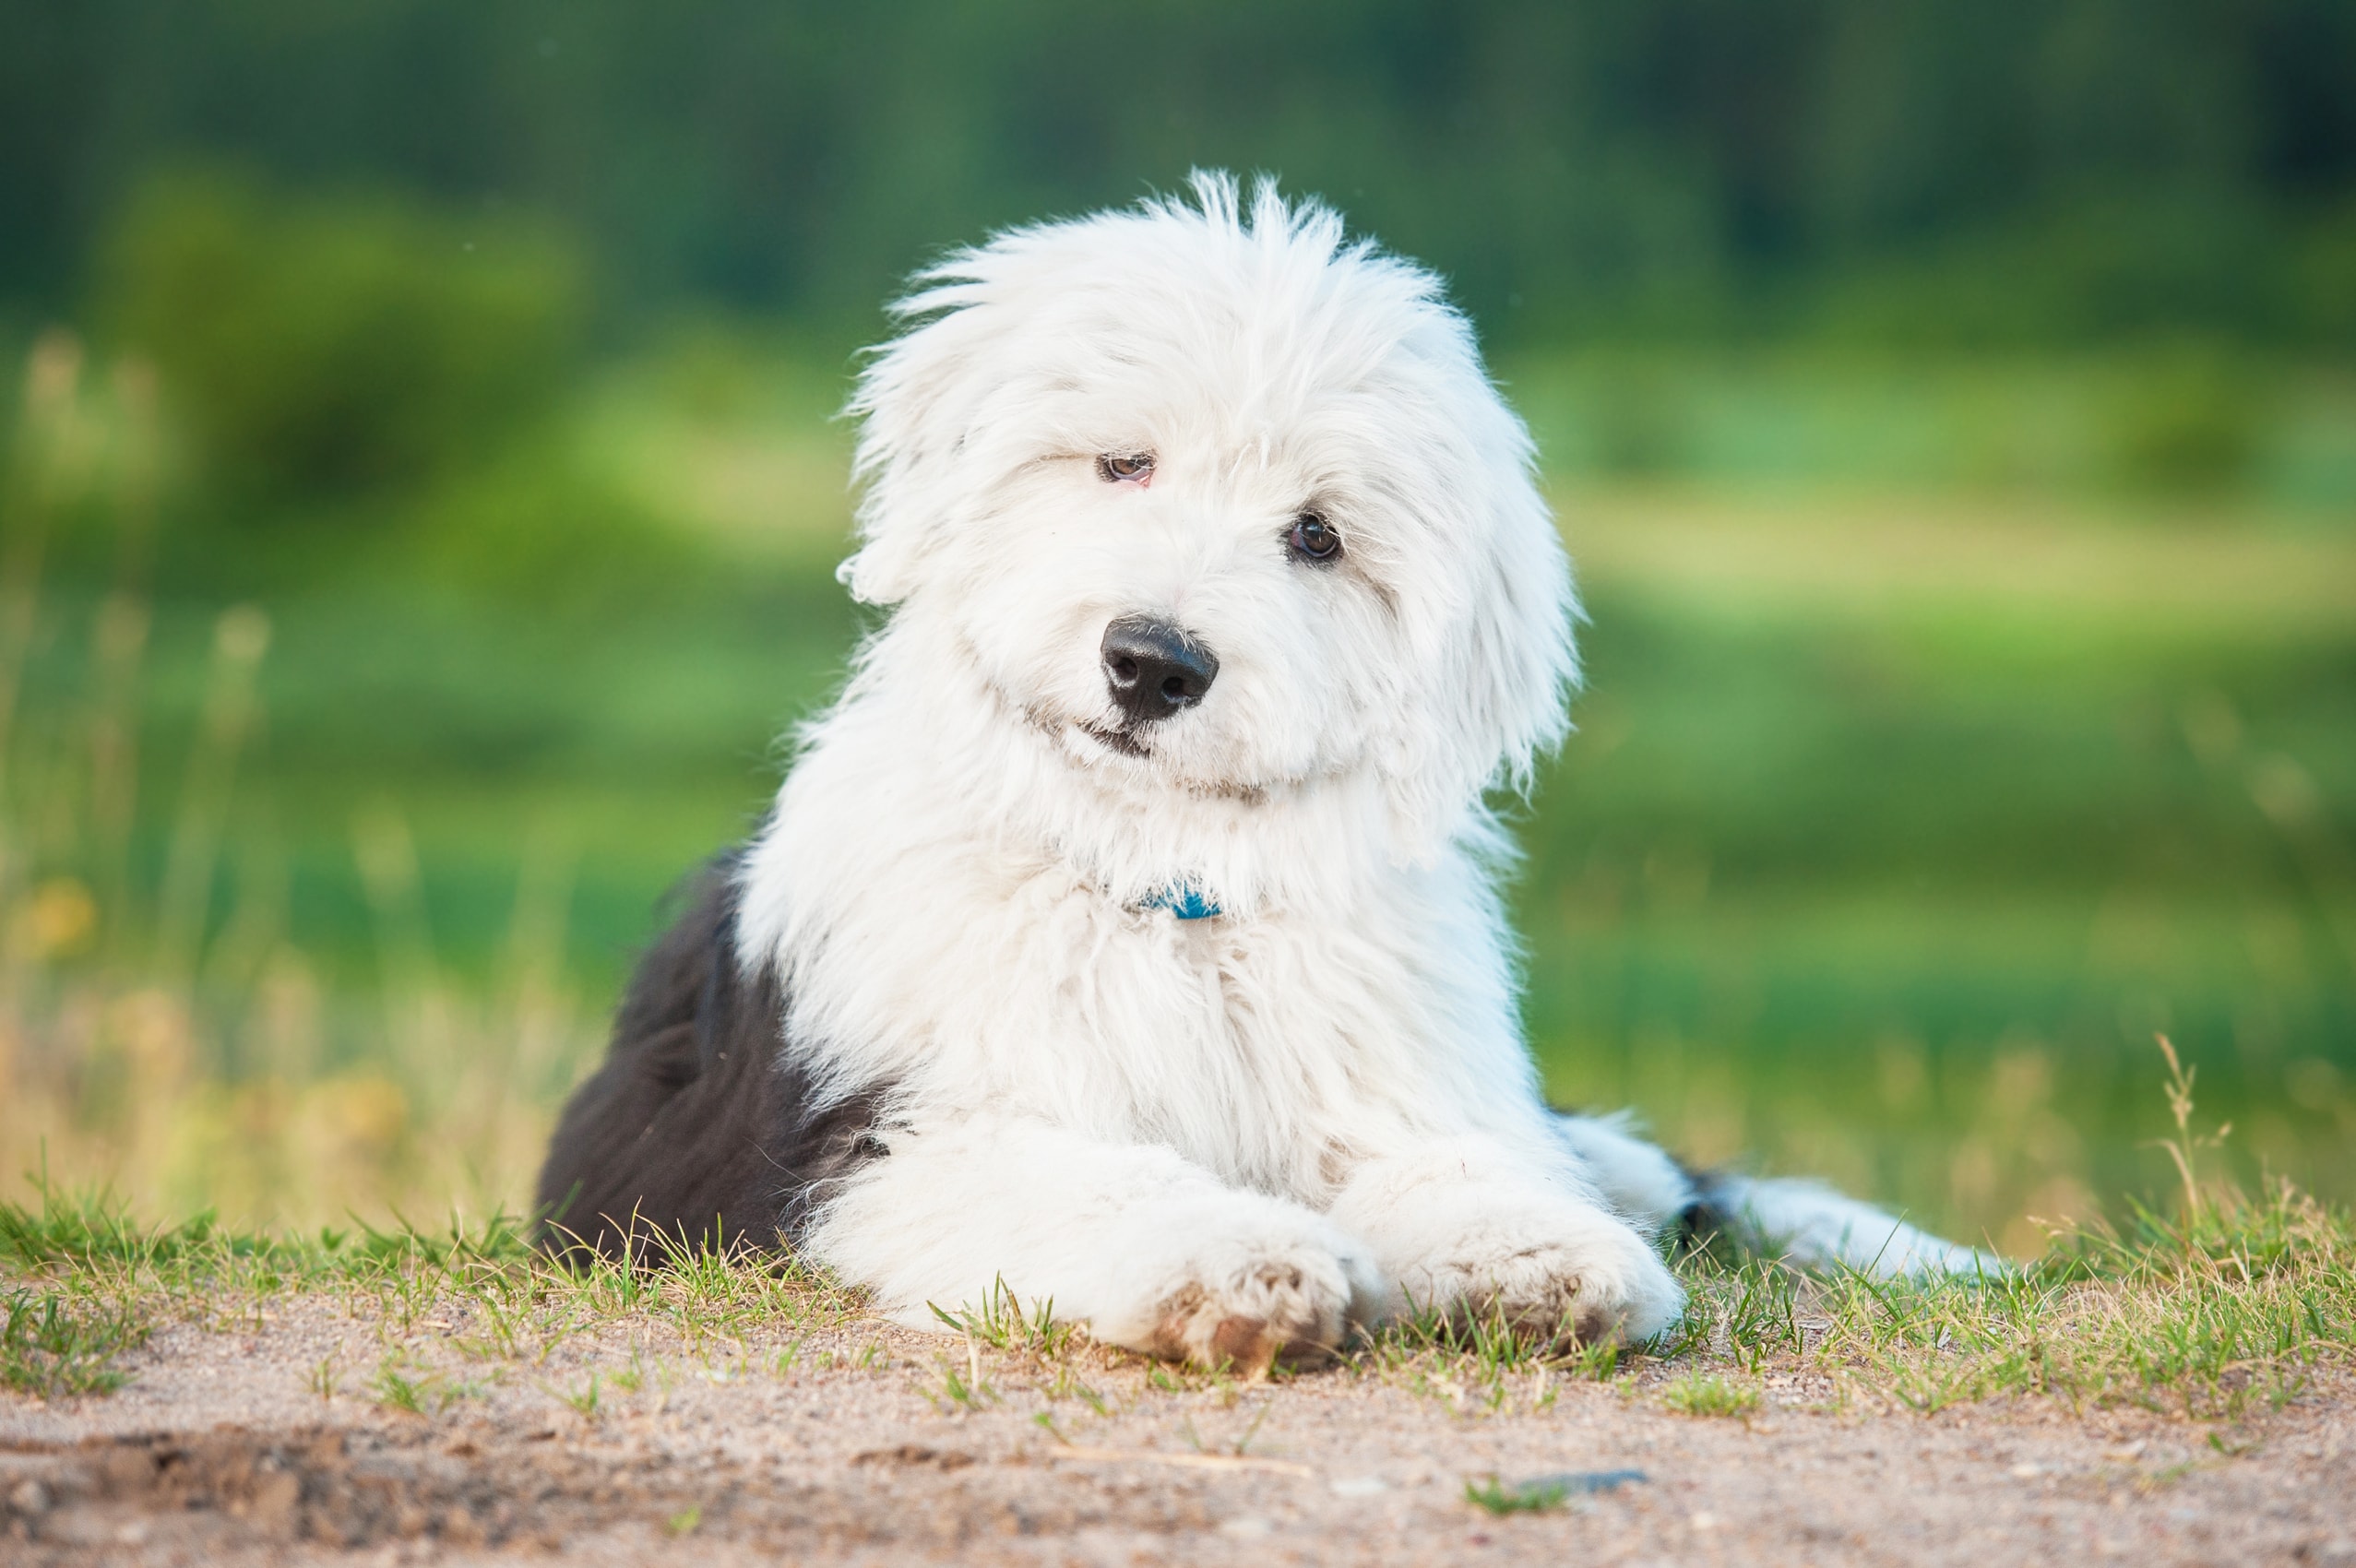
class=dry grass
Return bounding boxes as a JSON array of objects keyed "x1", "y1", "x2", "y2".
[
  {"x1": 0, "y1": 1015, "x2": 2347, "y2": 1428},
  {"x1": 2, "y1": 1147, "x2": 2348, "y2": 1438},
  {"x1": 0, "y1": 331, "x2": 604, "y2": 1229}
]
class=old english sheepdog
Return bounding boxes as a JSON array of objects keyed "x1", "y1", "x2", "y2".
[{"x1": 538, "y1": 173, "x2": 1991, "y2": 1371}]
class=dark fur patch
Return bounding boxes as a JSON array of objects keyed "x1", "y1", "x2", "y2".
[
  {"x1": 1548, "y1": 1102, "x2": 1731, "y2": 1256},
  {"x1": 1672, "y1": 1160, "x2": 1736, "y2": 1255},
  {"x1": 534, "y1": 854, "x2": 885, "y2": 1264}
]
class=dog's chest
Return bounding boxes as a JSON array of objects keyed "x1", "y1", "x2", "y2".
[{"x1": 1020, "y1": 915, "x2": 1386, "y2": 1189}]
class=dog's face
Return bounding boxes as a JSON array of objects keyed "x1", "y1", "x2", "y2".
[{"x1": 841, "y1": 176, "x2": 1575, "y2": 857}]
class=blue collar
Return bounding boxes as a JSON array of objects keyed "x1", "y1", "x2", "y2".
[{"x1": 1137, "y1": 882, "x2": 1222, "y2": 921}]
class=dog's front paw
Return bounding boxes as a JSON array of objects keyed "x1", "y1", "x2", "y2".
[
  {"x1": 1140, "y1": 1232, "x2": 1367, "y2": 1377},
  {"x1": 1399, "y1": 1203, "x2": 1684, "y2": 1348}
]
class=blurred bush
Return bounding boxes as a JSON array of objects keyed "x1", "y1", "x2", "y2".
[
  {"x1": 2291, "y1": 202, "x2": 2356, "y2": 349},
  {"x1": 13, "y1": 1, "x2": 2352, "y2": 354},
  {"x1": 2101, "y1": 343, "x2": 2266, "y2": 493},
  {"x1": 97, "y1": 170, "x2": 586, "y2": 507},
  {"x1": 405, "y1": 453, "x2": 684, "y2": 600},
  {"x1": 1810, "y1": 198, "x2": 2301, "y2": 350},
  {"x1": 1501, "y1": 347, "x2": 2356, "y2": 506}
]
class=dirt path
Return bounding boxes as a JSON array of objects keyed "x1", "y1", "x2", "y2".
[{"x1": 4, "y1": 1296, "x2": 2351, "y2": 1566}]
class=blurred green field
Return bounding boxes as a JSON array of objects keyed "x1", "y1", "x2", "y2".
[
  {"x1": 1529, "y1": 487, "x2": 2355, "y2": 1253},
  {"x1": 2, "y1": 323, "x2": 2350, "y2": 1253}
]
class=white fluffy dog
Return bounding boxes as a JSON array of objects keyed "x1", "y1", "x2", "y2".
[{"x1": 539, "y1": 173, "x2": 1990, "y2": 1372}]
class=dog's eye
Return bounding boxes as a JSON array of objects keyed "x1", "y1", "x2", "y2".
[
  {"x1": 1097, "y1": 453, "x2": 1154, "y2": 484},
  {"x1": 1289, "y1": 511, "x2": 1342, "y2": 564}
]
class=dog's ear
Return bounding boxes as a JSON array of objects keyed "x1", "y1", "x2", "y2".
[
  {"x1": 1376, "y1": 374, "x2": 1578, "y2": 857},
  {"x1": 838, "y1": 277, "x2": 1006, "y2": 606}
]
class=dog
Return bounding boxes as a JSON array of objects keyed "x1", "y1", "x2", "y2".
[{"x1": 537, "y1": 173, "x2": 1992, "y2": 1371}]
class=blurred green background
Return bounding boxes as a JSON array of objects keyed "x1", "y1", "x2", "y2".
[{"x1": 1, "y1": 0, "x2": 2350, "y2": 1246}]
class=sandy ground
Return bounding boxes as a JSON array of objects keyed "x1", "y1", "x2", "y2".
[{"x1": 3, "y1": 1294, "x2": 2351, "y2": 1566}]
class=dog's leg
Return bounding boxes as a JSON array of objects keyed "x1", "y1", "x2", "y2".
[
  {"x1": 1688, "y1": 1173, "x2": 2006, "y2": 1277},
  {"x1": 1326, "y1": 1139, "x2": 1685, "y2": 1345},
  {"x1": 1552, "y1": 1111, "x2": 1702, "y2": 1227},
  {"x1": 1553, "y1": 1111, "x2": 2003, "y2": 1278},
  {"x1": 803, "y1": 1115, "x2": 1382, "y2": 1375}
]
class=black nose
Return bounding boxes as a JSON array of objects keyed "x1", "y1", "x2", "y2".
[{"x1": 1101, "y1": 614, "x2": 1219, "y2": 723}]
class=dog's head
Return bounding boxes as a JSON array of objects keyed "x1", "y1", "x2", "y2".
[{"x1": 841, "y1": 173, "x2": 1574, "y2": 862}]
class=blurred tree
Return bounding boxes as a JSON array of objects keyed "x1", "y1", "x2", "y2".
[
  {"x1": 96, "y1": 169, "x2": 585, "y2": 505},
  {"x1": 2, "y1": 0, "x2": 2350, "y2": 348}
]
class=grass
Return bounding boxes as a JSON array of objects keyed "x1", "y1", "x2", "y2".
[
  {"x1": 1820, "y1": 1182, "x2": 2350, "y2": 1420},
  {"x1": 1464, "y1": 1467, "x2": 1648, "y2": 1514},
  {"x1": 1464, "y1": 1473, "x2": 1575, "y2": 1515},
  {"x1": 0, "y1": 1170, "x2": 872, "y2": 1414},
  {"x1": 925, "y1": 1351, "x2": 998, "y2": 1413},
  {"x1": 928, "y1": 1277, "x2": 1104, "y2": 1411},
  {"x1": 928, "y1": 1275, "x2": 1078, "y2": 1360},
  {"x1": 1658, "y1": 1371, "x2": 1763, "y2": 1418},
  {"x1": 553, "y1": 1370, "x2": 602, "y2": 1420},
  {"x1": 0, "y1": 1067, "x2": 2349, "y2": 1429},
  {"x1": 2, "y1": 1285, "x2": 149, "y2": 1397},
  {"x1": 371, "y1": 1355, "x2": 486, "y2": 1417},
  {"x1": 1334, "y1": 1054, "x2": 2355, "y2": 1425}
]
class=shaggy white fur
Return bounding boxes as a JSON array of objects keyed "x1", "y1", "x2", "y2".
[{"x1": 734, "y1": 173, "x2": 1989, "y2": 1367}]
